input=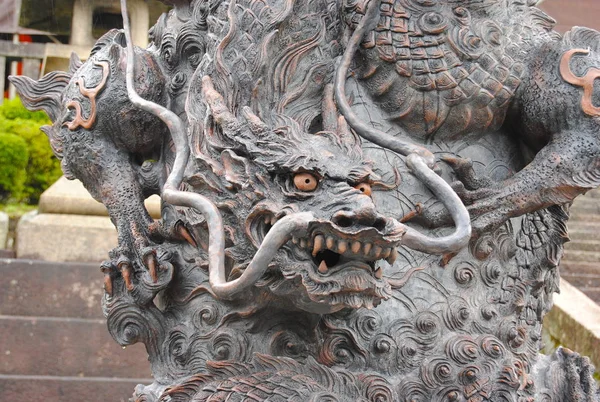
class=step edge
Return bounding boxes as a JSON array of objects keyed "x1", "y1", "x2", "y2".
[{"x1": 0, "y1": 374, "x2": 152, "y2": 383}]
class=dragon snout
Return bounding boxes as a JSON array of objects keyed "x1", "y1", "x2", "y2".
[{"x1": 331, "y1": 206, "x2": 389, "y2": 233}]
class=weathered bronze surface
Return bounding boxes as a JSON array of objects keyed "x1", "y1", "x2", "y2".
[{"x1": 10, "y1": 0, "x2": 600, "y2": 400}]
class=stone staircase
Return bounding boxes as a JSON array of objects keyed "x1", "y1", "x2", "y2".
[
  {"x1": 561, "y1": 188, "x2": 600, "y2": 304},
  {"x1": 0, "y1": 259, "x2": 152, "y2": 401}
]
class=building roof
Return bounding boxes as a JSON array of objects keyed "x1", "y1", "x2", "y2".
[{"x1": 0, "y1": 0, "x2": 50, "y2": 35}]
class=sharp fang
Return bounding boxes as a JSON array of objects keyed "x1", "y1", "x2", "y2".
[
  {"x1": 292, "y1": 236, "x2": 298, "y2": 244},
  {"x1": 326, "y1": 236, "x2": 335, "y2": 250},
  {"x1": 318, "y1": 260, "x2": 328, "y2": 274},
  {"x1": 313, "y1": 235, "x2": 324, "y2": 256},
  {"x1": 372, "y1": 245, "x2": 383, "y2": 259},
  {"x1": 363, "y1": 242, "x2": 372, "y2": 255},
  {"x1": 264, "y1": 216, "x2": 270, "y2": 224},
  {"x1": 381, "y1": 248, "x2": 391, "y2": 259},
  {"x1": 375, "y1": 267, "x2": 383, "y2": 279},
  {"x1": 300, "y1": 238, "x2": 307, "y2": 248},
  {"x1": 270, "y1": 216, "x2": 277, "y2": 225},
  {"x1": 351, "y1": 241, "x2": 361, "y2": 254},
  {"x1": 337, "y1": 240, "x2": 348, "y2": 254},
  {"x1": 386, "y1": 248, "x2": 398, "y2": 265}
]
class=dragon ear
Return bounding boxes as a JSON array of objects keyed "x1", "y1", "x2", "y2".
[
  {"x1": 8, "y1": 71, "x2": 71, "y2": 122},
  {"x1": 564, "y1": 27, "x2": 600, "y2": 53},
  {"x1": 221, "y1": 149, "x2": 252, "y2": 190},
  {"x1": 68, "y1": 52, "x2": 83, "y2": 74}
]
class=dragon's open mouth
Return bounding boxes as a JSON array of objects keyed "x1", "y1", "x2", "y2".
[
  {"x1": 250, "y1": 211, "x2": 400, "y2": 278},
  {"x1": 293, "y1": 231, "x2": 398, "y2": 277}
]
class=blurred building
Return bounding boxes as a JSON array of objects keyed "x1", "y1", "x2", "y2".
[
  {"x1": 0, "y1": 0, "x2": 598, "y2": 103},
  {"x1": 0, "y1": 0, "x2": 169, "y2": 101},
  {"x1": 538, "y1": 0, "x2": 600, "y2": 33}
]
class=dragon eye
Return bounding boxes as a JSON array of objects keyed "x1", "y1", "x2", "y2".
[
  {"x1": 293, "y1": 173, "x2": 318, "y2": 192},
  {"x1": 354, "y1": 182, "x2": 372, "y2": 196}
]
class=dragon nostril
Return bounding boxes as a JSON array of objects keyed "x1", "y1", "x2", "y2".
[
  {"x1": 332, "y1": 211, "x2": 355, "y2": 228},
  {"x1": 335, "y1": 216, "x2": 354, "y2": 228},
  {"x1": 374, "y1": 217, "x2": 387, "y2": 232}
]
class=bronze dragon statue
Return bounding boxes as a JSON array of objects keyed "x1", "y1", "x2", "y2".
[{"x1": 9, "y1": 0, "x2": 600, "y2": 400}]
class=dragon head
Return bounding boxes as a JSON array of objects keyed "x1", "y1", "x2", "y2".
[{"x1": 185, "y1": 80, "x2": 405, "y2": 313}]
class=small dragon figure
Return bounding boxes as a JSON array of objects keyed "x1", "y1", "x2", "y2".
[{"x1": 339, "y1": 0, "x2": 600, "y2": 236}]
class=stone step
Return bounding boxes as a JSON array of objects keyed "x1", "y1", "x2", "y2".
[
  {"x1": 577, "y1": 288, "x2": 600, "y2": 304},
  {"x1": 561, "y1": 273, "x2": 600, "y2": 289},
  {"x1": 0, "y1": 249, "x2": 15, "y2": 258},
  {"x1": 566, "y1": 229, "x2": 600, "y2": 242},
  {"x1": 581, "y1": 189, "x2": 600, "y2": 199},
  {"x1": 16, "y1": 211, "x2": 117, "y2": 263},
  {"x1": 0, "y1": 259, "x2": 103, "y2": 319},
  {"x1": 570, "y1": 199, "x2": 600, "y2": 215},
  {"x1": 39, "y1": 176, "x2": 161, "y2": 219},
  {"x1": 0, "y1": 375, "x2": 149, "y2": 402},
  {"x1": 560, "y1": 261, "x2": 600, "y2": 276},
  {"x1": 0, "y1": 315, "x2": 151, "y2": 378},
  {"x1": 563, "y1": 250, "x2": 600, "y2": 263},
  {"x1": 564, "y1": 240, "x2": 600, "y2": 252},
  {"x1": 568, "y1": 213, "x2": 600, "y2": 223}
]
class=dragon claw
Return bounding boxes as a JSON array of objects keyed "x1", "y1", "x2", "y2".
[
  {"x1": 100, "y1": 262, "x2": 114, "y2": 296},
  {"x1": 143, "y1": 251, "x2": 159, "y2": 283},
  {"x1": 119, "y1": 261, "x2": 134, "y2": 291},
  {"x1": 443, "y1": 155, "x2": 494, "y2": 191},
  {"x1": 175, "y1": 221, "x2": 197, "y2": 247},
  {"x1": 400, "y1": 203, "x2": 423, "y2": 223}
]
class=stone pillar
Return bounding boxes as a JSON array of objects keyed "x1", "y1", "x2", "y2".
[
  {"x1": 70, "y1": 0, "x2": 96, "y2": 47},
  {"x1": 0, "y1": 56, "x2": 6, "y2": 104},
  {"x1": 8, "y1": 35, "x2": 18, "y2": 99},
  {"x1": 21, "y1": 59, "x2": 40, "y2": 80},
  {"x1": 128, "y1": 0, "x2": 150, "y2": 48}
]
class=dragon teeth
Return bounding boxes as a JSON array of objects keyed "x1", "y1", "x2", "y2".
[
  {"x1": 381, "y1": 248, "x2": 391, "y2": 259},
  {"x1": 374, "y1": 267, "x2": 383, "y2": 279},
  {"x1": 313, "y1": 235, "x2": 324, "y2": 256},
  {"x1": 372, "y1": 246, "x2": 382, "y2": 259},
  {"x1": 326, "y1": 236, "x2": 335, "y2": 251},
  {"x1": 299, "y1": 232, "x2": 396, "y2": 268},
  {"x1": 386, "y1": 248, "x2": 398, "y2": 265},
  {"x1": 318, "y1": 260, "x2": 328, "y2": 273}
]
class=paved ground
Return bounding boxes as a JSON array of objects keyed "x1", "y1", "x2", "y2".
[
  {"x1": 0, "y1": 259, "x2": 152, "y2": 402},
  {"x1": 561, "y1": 188, "x2": 600, "y2": 304}
]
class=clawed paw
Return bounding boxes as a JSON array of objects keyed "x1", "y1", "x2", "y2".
[
  {"x1": 442, "y1": 155, "x2": 518, "y2": 236},
  {"x1": 149, "y1": 217, "x2": 198, "y2": 248},
  {"x1": 405, "y1": 155, "x2": 512, "y2": 237},
  {"x1": 101, "y1": 245, "x2": 175, "y2": 300}
]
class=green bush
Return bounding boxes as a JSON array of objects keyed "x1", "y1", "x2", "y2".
[
  {"x1": 0, "y1": 98, "x2": 48, "y2": 122},
  {"x1": 0, "y1": 133, "x2": 29, "y2": 201},
  {"x1": 0, "y1": 98, "x2": 62, "y2": 203}
]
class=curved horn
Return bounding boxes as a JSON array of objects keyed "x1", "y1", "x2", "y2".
[
  {"x1": 120, "y1": 0, "x2": 314, "y2": 300},
  {"x1": 334, "y1": 0, "x2": 471, "y2": 254},
  {"x1": 402, "y1": 154, "x2": 471, "y2": 254},
  {"x1": 560, "y1": 48, "x2": 600, "y2": 117},
  {"x1": 334, "y1": 0, "x2": 435, "y2": 166}
]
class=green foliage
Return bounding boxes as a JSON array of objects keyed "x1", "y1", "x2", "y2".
[
  {"x1": 0, "y1": 98, "x2": 62, "y2": 204},
  {"x1": 0, "y1": 133, "x2": 29, "y2": 201},
  {"x1": 0, "y1": 98, "x2": 48, "y2": 122}
]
